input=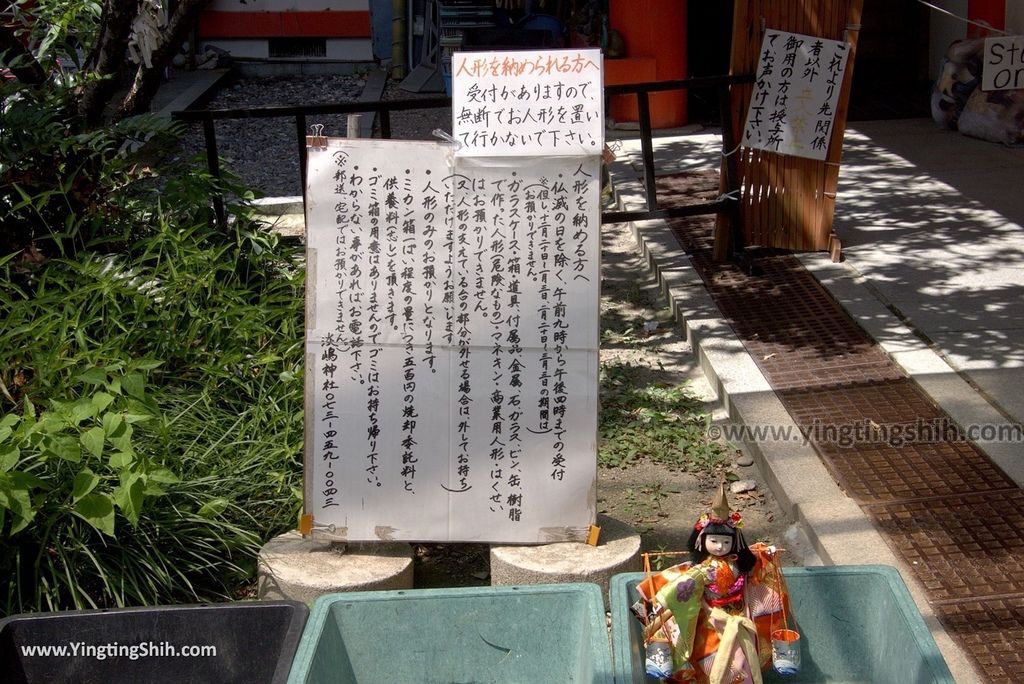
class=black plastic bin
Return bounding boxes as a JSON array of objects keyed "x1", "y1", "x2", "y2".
[{"x1": 0, "y1": 601, "x2": 308, "y2": 684}]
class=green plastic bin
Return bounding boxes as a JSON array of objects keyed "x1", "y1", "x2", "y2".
[
  {"x1": 610, "y1": 566, "x2": 955, "y2": 683},
  {"x1": 288, "y1": 583, "x2": 614, "y2": 684}
]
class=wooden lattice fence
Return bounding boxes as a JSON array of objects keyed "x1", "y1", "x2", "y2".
[{"x1": 716, "y1": 0, "x2": 865, "y2": 260}]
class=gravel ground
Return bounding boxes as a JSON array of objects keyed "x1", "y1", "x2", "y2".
[{"x1": 172, "y1": 71, "x2": 452, "y2": 197}]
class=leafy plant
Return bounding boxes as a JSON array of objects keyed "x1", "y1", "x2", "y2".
[
  {"x1": 0, "y1": 178, "x2": 305, "y2": 614},
  {"x1": 0, "y1": 74, "x2": 184, "y2": 258},
  {"x1": 598, "y1": 359, "x2": 726, "y2": 471},
  {"x1": 623, "y1": 483, "x2": 670, "y2": 522},
  {"x1": 0, "y1": 365, "x2": 271, "y2": 613}
]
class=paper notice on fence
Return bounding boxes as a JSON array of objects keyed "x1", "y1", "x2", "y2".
[
  {"x1": 742, "y1": 30, "x2": 850, "y2": 160},
  {"x1": 303, "y1": 139, "x2": 600, "y2": 542},
  {"x1": 451, "y1": 48, "x2": 604, "y2": 157}
]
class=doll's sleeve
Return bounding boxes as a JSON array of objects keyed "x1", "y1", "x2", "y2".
[{"x1": 655, "y1": 564, "x2": 708, "y2": 664}]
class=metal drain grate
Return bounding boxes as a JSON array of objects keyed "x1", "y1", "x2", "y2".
[
  {"x1": 934, "y1": 598, "x2": 1024, "y2": 682},
  {"x1": 818, "y1": 440, "x2": 1017, "y2": 504},
  {"x1": 779, "y1": 379, "x2": 944, "y2": 426},
  {"x1": 268, "y1": 38, "x2": 327, "y2": 59},
  {"x1": 866, "y1": 491, "x2": 1024, "y2": 603}
]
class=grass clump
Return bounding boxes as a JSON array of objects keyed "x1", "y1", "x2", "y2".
[{"x1": 598, "y1": 359, "x2": 726, "y2": 471}]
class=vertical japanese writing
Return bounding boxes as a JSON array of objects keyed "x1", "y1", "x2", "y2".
[
  {"x1": 398, "y1": 168, "x2": 419, "y2": 492},
  {"x1": 742, "y1": 31, "x2": 850, "y2": 161},
  {"x1": 503, "y1": 175, "x2": 525, "y2": 522},
  {"x1": 766, "y1": 34, "x2": 802, "y2": 151},
  {"x1": 421, "y1": 171, "x2": 441, "y2": 374},
  {"x1": 319, "y1": 333, "x2": 340, "y2": 508},
  {"x1": 318, "y1": 149, "x2": 353, "y2": 509},
  {"x1": 571, "y1": 164, "x2": 592, "y2": 283},
  {"x1": 485, "y1": 174, "x2": 507, "y2": 515},
  {"x1": 451, "y1": 173, "x2": 478, "y2": 493},
  {"x1": 531, "y1": 173, "x2": 552, "y2": 441},
  {"x1": 550, "y1": 173, "x2": 568, "y2": 482},
  {"x1": 307, "y1": 127, "x2": 600, "y2": 540},
  {"x1": 813, "y1": 42, "x2": 847, "y2": 153},
  {"x1": 363, "y1": 163, "x2": 382, "y2": 488}
]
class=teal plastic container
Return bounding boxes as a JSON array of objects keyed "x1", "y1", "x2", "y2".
[
  {"x1": 610, "y1": 566, "x2": 955, "y2": 684},
  {"x1": 289, "y1": 583, "x2": 614, "y2": 684}
]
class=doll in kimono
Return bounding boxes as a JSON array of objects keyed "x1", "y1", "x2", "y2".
[{"x1": 633, "y1": 485, "x2": 792, "y2": 684}]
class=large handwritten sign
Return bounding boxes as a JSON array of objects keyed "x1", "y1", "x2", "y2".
[
  {"x1": 304, "y1": 140, "x2": 600, "y2": 542},
  {"x1": 452, "y1": 48, "x2": 604, "y2": 157},
  {"x1": 742, "y1": 30, "x2": 849, "y2": 160},
  {"x1": 983, "y1": 35, "x2": 1024, "y2": 91}
]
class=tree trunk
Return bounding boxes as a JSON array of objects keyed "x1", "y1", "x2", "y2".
[
  {"x1": 78, "y1": 0, "x2": 140, "y2": 126},
  {"x1": 117, "y1": 0, "x2": 211, "y2": 121}
]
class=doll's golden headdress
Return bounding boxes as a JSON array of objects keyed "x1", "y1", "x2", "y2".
[{"x1": 694, "y1": 483, "x2": 743, "y2": 531}]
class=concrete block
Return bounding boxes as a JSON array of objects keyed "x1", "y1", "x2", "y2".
[
  {"x1": 258, "y1": 531, "x2": 413, "y2": 604},
  {"x1": 489, "y1": 515, "x2": 640, "y2": 607}
]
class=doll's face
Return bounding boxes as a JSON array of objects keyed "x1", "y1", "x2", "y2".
[{"x1": 703, "y1": 533, "x2": 734, "y2": 557}]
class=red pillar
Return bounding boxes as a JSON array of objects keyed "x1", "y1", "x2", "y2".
[
  {"x1": 967, "y1": 0, "x2": 1005, "y2": 37},
  {"x1": 606, "y1": 0, "x2": 687, "y2": 128}
]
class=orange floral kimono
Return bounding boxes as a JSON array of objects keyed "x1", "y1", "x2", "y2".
[{"x1": 632, "y1": 544, "x2": 793, "y2": 684}]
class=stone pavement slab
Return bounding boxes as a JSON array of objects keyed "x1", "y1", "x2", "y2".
[{"x1": 835, "y1": 119, "x2": 1024, "y2": 434}]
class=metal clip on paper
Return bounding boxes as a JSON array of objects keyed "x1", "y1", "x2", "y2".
[
  {"x1": 307, "y1": 123, "x2": 327, "y2": 149},
  {"x1": 432, "y1": 128, "x2": 463, "y2": 151},
  {"x1": 299, "y1": 513, "x2": 346, "y2": 540}
]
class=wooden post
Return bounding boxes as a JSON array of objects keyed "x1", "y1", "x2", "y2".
[
  {"x1": 347, "y1": 114, "x2": 362, "y2": 139},
  {"x1": 820, "y1": 0, "x2": 864, "y2": 254}
]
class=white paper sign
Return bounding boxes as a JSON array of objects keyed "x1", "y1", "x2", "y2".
[
  {"x1": 452, "y1": 48, "x2": 604, "y2": 157},
  {"x1": 304, "y1": 139, "x2": 600, "y2": 542},
  {"x1": 983, "y1": 35, "x2": 1024, "y2": 91},
  {"x1": 742, "y1": 30, "x2": 850, "y2": 160}
]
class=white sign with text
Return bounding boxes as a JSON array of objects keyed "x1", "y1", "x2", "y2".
[
  {"x1": 983, "y1": 35, "x2": 1024, "y2": 91},
  {"x1": 304, "y1": 140, "x2": 600, "y2": 542},
  {"x1": 451, "y1": 48, "x2": 604, "y2": 157},
  {"x1": 742, "y1": 30, "x2": 850, "y2": 160}
]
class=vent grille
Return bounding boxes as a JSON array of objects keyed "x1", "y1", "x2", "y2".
[{"x1": 268, "y1": 38, "x2": 327, "y2": 59}]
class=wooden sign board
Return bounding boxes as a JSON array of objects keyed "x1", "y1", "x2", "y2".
[
  {"x1": 742, "y1": 30, "x2": 850, "y2": 161},
  {"x1": 983, "y1": 35, "x2": 1024, "y2": 91}
]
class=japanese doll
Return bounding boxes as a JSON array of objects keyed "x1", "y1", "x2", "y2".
[{"x1": 632, "y1": 485, "x2": 794, "y2": 683}]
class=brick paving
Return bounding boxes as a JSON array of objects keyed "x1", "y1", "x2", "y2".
[{"x1": 657, "y1": 170, "x2": 1024, "y2": 682}]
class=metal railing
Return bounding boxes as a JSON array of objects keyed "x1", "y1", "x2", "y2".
[
  {"x1": 602, "y1": 74, "x2": 752, "y2": 218},
  {"x1": 172, "y1": 97, "x2": 451, "y2": 229},
  {"x1": 172, "y1": 73, "x2": 753, "y2": 256}
]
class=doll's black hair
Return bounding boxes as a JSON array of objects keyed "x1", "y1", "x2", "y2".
[{"x1": 687, "y1": 521, "x2": 757, "y2": 574}]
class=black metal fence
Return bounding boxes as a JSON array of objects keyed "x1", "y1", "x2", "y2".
[{"x1": 172, "y1": 73, "x2": 753, "y2": 250}]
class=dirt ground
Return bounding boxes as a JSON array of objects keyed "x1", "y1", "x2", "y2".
[{"x1": 413, "y1": 216, "x2": 806, "y2": 587}]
